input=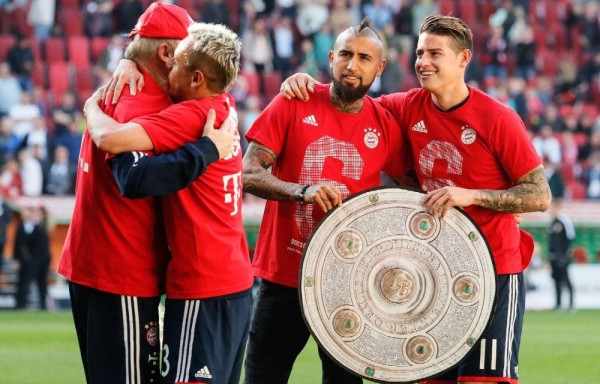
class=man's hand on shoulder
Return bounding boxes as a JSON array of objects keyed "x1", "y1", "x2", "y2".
[
  {"x1": 103, "y1": 59, "x2": 145, "y2": 105},
  {"x1": 203, "y1": 109, "x2": 234, "y2": 160},
  {"x1": 280, "y1": 73, "x2": 319, "y2": 101}
]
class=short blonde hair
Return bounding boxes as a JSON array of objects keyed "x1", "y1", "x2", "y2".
[{"x1": 183, "y1": 22, "x2": 241, "y2": 93}]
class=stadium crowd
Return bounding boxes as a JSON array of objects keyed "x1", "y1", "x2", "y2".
[{"x1": 0, "y1": 0, "x2": 598, "y2": 202}]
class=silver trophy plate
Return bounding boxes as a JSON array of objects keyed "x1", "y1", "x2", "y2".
[{"x1": 300, "y1": 187, "x2": 496, "y2": 383}]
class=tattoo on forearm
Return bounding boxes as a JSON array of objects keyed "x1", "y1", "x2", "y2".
[
  {"x1": 243, "y1": 143, "x2": 303, "y2": 201},
  {"x1": 478, "y1": 166, "x2": 551, "y2": 213}
]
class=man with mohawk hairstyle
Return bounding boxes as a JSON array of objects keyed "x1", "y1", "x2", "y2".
[
  {"x1": 84, "y1": 22, "x2": 254, "y2": 384},
  {"x1": 240, "y1": 17, "x2": 412, "y2": 384}
]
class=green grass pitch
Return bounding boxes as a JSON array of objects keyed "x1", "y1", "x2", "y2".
[{"x1": 0, "y1": 310, "x2": 599, "y2": 383}]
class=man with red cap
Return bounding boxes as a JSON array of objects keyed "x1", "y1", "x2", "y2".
[
  {"x1": 84, "y1": 21, "x2": 253, "y2": 384},
  {"x1": 58, "y1": 3, "x2": 233, "y2": 384}
]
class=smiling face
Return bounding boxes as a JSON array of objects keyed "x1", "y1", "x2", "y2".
[
  {"x1": 329, "y1": 32, "x2": 386, "y2": 103},
  {"x1": 415, "y1": 32, "x2": 470, "y2": 95}
]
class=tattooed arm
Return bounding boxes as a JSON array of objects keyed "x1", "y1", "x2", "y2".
[
  {"x1": 422, "y1": 165, "x2": 551, "y2": 218},
  {"x1": 243, "y1": 141, "x2": 343, "y2": 213}
]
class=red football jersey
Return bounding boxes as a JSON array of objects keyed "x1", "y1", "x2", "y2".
[
  {"x1": 246, "y1": 83, "x2": 412, "y2": 288},
  {"x1": 58, "y1": 70, "x2": 171, "y2": 296},
  {"x1": 132, "y1": 92, "x2": 253, "y2": 299},
  {"x1": 378, "y1": 86, "x2": 542, "y2": 274}
]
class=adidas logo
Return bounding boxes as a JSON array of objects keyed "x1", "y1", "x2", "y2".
[
  {"x1": 302, "y1": 115, "x2": 318, "y2": 126},
  {"x1": 412, "y1": 120, "x2": 427, "y2": 133},
  {"x1": 194, "y1": 366, "x2": 212, "y2": 379}
]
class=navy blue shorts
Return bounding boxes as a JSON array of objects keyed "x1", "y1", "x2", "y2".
[
  {"x1": 423, "y1": 273, "x2": 525, "y2": 384},
  {"x1": 160, "y1": 290, "x2": 252, "y2": 384},
  {"x1": 69, "y1": 282, "x2": 162, "y2": 384}
]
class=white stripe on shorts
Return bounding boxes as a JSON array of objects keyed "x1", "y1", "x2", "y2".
[
  {"x1": 503, "y1": 275, "x2": 518, "y2": 377},
  {"x1": 121, "y1": 296, "x2": 140, "y2": 384},
  {"x1": 175, "y1": 300, "x2": 201, "y2": 383}
]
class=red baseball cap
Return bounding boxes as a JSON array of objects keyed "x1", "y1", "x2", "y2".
[{"x1": 128, "y1": 2, "x2": 193, "y2": 40}]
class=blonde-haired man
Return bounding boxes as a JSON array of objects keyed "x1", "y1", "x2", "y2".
[{"x1": 84, "y1": 22, "x2": 254, "y2": 384}]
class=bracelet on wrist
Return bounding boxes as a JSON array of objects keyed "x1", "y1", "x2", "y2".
[{"x1": 296, "y1": 184, "x2": 310, "y2": 202}]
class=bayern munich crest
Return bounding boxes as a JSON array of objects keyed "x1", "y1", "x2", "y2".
[
  {"x1": 145, "y1": 321, "x2": 159, "y2": 346},
  {"x1": 461, "y1": 126, "x2": 476, "y2": 145},
  {"x1": 363, "y1": 128, "x2": 381, "y2": 149}
]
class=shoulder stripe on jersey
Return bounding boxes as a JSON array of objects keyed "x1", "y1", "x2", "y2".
[
  {"x1": 175, "y1": 300, "x2": 200, "y2": 383},
  {"x1": 121, "y1": 296, "x2": 141, "y2": 384}
]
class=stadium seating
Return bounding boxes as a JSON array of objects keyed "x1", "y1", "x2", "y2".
[{"x1": 67, "y1": 36, "x2": 91, "y2": 67}]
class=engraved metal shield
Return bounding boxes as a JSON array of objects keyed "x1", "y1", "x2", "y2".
[{"x1": 300, "y1": 187, "x2": 496, "y2": 383}]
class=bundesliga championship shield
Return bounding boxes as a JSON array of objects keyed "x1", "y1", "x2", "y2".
[{"x1": 299, "y1": 187, "x2": 497, "y2": 383}]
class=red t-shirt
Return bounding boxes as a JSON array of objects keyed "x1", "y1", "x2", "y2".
[
  {"x1": 131, "y1": 92, "x2": 253, "y2": 299},
  {"x1": 378, "y1": 86, "x2": 542, "y2": 274},
  {"x1": 246, "y1": 83, "x2": 412, "y2": 288},
  {"x1": 58, "y1": 70, "x2": 171, "y2": 296}
]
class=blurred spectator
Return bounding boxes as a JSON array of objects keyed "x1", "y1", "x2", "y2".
[
  {"x1": 0, "y1": 158, "x2": 22, "y2": 200},
  {"x1": 27, "y1": 0, "x2": 55, "y2": 42},
  {"x1": 483, "y1": 26, "x2": 509, "y2": 80},
  {"x1": 14, "y1": 204, "x2": 51, "y2": 310},
  {"x1": 382, "y1": 22, "x2": 403, "y2": 54},
  {"x1": 54, "y1": 114, "x2": 83, "y2": 167},
  {"x1": 507, "y1": 5, "x2": 529, "y2": 45},
  {"x1": 578, "y1": 131, "x2": 600, "y2": 164},
  {"x1": 202, "y1": 0, "x2": 230, "y2": 26},
  {"x1": 18, "y1": 148, "x2": 43, "y2": 197},
  {"x1": 0, "y1": 117, "x2": 20, "y2": 163},
  {"x1": 578, "y1": 0, "x2": 600, "y2": 52},
  {"x1": 0, "y1": 191, "x2": 11, "y2": 265},
  {"x1": 534, "y1": 76, "x2": 555, "y2": 106},
  {"x1": 561, "y1": 131, "x2": 580, "y2": 166},
  {"x1": 330, "y1": 0, "x2": 353, "y2": 35},
  {"x1": 295, "y1": 0, "x2": 329, "y2": 37},
  {"x1": 6, "y1": 34, "x2": 34, "y2": 92},
  {"x1": 555, "y1": 58, "x2": 586, "y2": 104},
  {"x1": 84, "y1": 0, "x2": 114, "y2": 37},
  {"x1": 513, "y1": 26, "x2": 537, "y2": 81},
  {"x1": 273, "y1": 16, "x2": 295, "y2": 78},
  {"x1": 313, "y1": 22, "x2": 334, "y2": 76},
  {"x1": 489, "y1": 0, "x2": 516, "y2": 39},
  {"x1": 51, "y1": 90, "x2": 80, "y2": 138},
  {"x1": 548, "y1": 201, "x2": 575, "y2": 310},
  {"x1": 8, "y1": 92, "x2": 41, "y2": 140},
  {"x1": 347, "y1": 0, "x2": 362, "y2": 26},
  {"x1": 240, "y1": 0, "x2": 259, "y2": 35},
  {"x1": 577, "y1": 113, "x2": 596, "y2": 137},
  {"x1": 533, "y1": 124, "x2": 562, "y2": 165},
  {"x1": 543, "y1": 158, "x2": 565, "y2": 199},
  {"x1": 533, "y1": 104, "x2": 565, "y2": 133},
  {"x1": 0, "y1": 62, "x2": 22, "y2": 117},
  {"x1": 114, "y1": 0, "x2": 144, "y2": 34},
  {"x1": 395, "y1": 2, "x2": 414, "y2": 56},
  {"x1": 584, "y1": 151, "x2": 600, "y2": 199},
  {"x1": 298, "y1": 38, "x2": 318, "y2": 78},
  {"x1": 30, "y1": 86, "x2": 49, "y2": 119},
  {"x1": 20, "y1": 116, "x2": 50, "y2": 161},
  {"x1": 362, "y1": 0, "x2": 394, "y2": 30},
  {"x1": 97, "y1": 34, "x2": 125, "y2": 75},
  {"x1": 274, "y1": 0, "x2": 295, "y2": 18},
  {"x1": 45, "y1": 145, "x2": 74, "y2": 195},
  {"x1": 242, "y1": 16, "x2": 273, "y2": 96},
  {"x1": 507, "y1": 77, "x2": 528, "y2": 123},
  {"x1": 380, "y1": 46, "x2": 404, "y2": 94},
  {"x1": 411, "y1": 0, "x2": 438, "y2": 37},
  {"x1": 239, "y1": 96, "x2": 261, "y2": 154},
  {"x1": 581, "y1": 51, "x2": 600, "y2": 87},
  {"x1": 229, "y1": 75, "x2": 250, "y2": 110}
]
